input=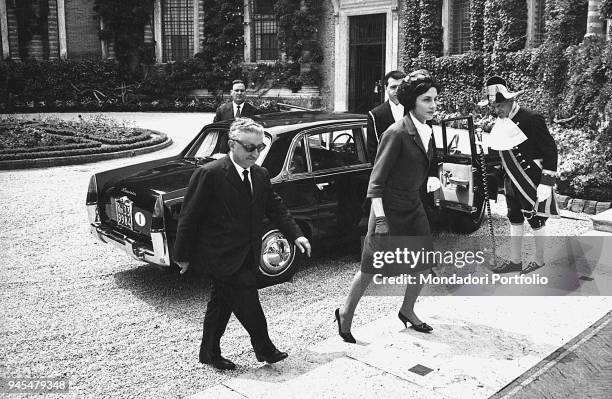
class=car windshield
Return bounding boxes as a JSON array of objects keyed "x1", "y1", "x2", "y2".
[{"x1": 187, "y1": 127, "x2": 272, "y2": 165}]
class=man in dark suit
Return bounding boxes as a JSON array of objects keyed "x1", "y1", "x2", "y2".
[
  {"x1": 366, "y1": 70, "x2": 406, "y2": 161},
  {"x1": 174, "y1": 118, "x2": 311, "y2": 370},
  {"x1": 213, "y1": 80, "x2": 258, "y2": 122}
]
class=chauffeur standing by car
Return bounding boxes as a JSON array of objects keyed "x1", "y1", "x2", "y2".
[
  {"x1": 174, "y1": 118, "x2": 311, "y2": 370},
  {"x1": 480, "y1": 76, "x2": 559, "y2": 275},
  {"x1": 213, "y1": 79, "x2": 257, "y2": 122}
]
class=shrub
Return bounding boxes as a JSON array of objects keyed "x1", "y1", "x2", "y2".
[{"x1": 552, "y1": 125, "x2": 612, "y2": 201}]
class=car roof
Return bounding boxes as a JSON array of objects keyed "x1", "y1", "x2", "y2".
[{"x1": 211, "y1": 111, "x2": 367, "y2": 137}]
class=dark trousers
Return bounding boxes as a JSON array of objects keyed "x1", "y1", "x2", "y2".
[{"x1": 201, "y1": 252, "x2": 276, "y2": 358}]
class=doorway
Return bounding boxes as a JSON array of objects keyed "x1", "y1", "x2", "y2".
[{"x1": 348, "y1": 14, "x2": 386, "y2": 114}]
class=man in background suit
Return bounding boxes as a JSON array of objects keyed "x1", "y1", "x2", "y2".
[
  {"x1": 174, "y1": 118, "x2": 311, "y2": 370},
  {"x1": 366, "y1": 70, "x2": 406, "y2": 161},
  {"x1": 367, "y1": 70, "x2": 433, "y2": 161},
  {"x1": 213, "y1": 80, "x2": 258, "y2": 122}
]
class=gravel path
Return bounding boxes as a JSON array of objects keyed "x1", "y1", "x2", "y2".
[{"x1": 0, "y1": 113, "x2": 593, "y2": 398}]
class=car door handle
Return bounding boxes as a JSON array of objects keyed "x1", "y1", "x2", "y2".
[{"x1": 316, "y1": 182, "x2": 330, "y2": 190}]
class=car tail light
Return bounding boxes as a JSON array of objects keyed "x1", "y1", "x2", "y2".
[
  {"x1": 151, "y1": 195, "x2": 165, "y2": 231},
  {"x1": 86, "y1": 175, "x2": 98, "y2": 205}
]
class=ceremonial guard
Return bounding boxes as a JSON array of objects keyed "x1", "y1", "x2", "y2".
[{"x1": 480, "y1": 76, "x2": 559, "y2": 275}]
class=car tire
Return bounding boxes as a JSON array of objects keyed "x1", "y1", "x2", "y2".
[
  {"x1": 450, "y1": 198, "x2": 486, "y2": 234},
  {"x1": 257, "y1": 229, "x2": 298, "y2": 287}
]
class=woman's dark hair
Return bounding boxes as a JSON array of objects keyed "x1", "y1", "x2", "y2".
[{"x1": 397, "y1": 77, "x2": 441, "y2": 110}]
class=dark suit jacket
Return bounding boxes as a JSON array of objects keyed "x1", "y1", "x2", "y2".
[
  {"x1": 173, "y1": 155, "x2": 302, "y2": 276},
  {"x1": 367, "y1": 115, "x2": 437, "y2": 210},
  {"x1": 511, "y1": 107, "x2": 557, "y2": 172},
  {"x1": 367, "y1": 101, "x2": 396, "y2": 161},
  {"x1": 213, "y1": 101, "x2": 257, "y2": 122}
]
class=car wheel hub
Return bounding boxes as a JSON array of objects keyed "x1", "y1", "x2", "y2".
[{"x1": 260, "y1": 230, "x2": 295, "y2": 276}]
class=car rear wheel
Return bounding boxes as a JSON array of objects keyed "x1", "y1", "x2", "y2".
[
  {"x1": 258, "y1": 229, "x2": 298, "y2": 287},
  {"x1": 450, "y1": 197, "x2": 486, "y2": 234}
]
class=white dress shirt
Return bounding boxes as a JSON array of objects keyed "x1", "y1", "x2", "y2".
[
  {"x1": 229, "y1": 153, "x2": 252, "y2": 191},
  {"x1": 409, "y1": 112, "x2": 432, "y2": 151},
  {"x1": 233, "y1": 102, "x2": 244, "y2": 118},
  {"x1": 389, "y1": 101, "x2": 404, "y2": 122}
]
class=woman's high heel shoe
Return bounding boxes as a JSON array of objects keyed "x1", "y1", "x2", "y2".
[
  {"x1": 398, "y1": 312, "x2": 433, "y2": 333},
  {"x1": 335, "y1": 308, "x2": 356, "y2": 343}
]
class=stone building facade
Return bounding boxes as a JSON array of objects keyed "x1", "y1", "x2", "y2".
[{"x1": 1, "y1": 0, "x2": 609, "y2": 111}]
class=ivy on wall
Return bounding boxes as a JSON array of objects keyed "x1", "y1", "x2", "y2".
[
  {"x1": 546, "y1": 0, "x2": 588, "y2": 46},
  {"x1": 602, "y1": 0, "x2": 612, "y2": 18},
  {"x1": 494, "y1": 0, "x2": 526, "y2": 52},
  {"x1": 275, "y1": 0, "x2": 322, "y2": 63},
  {"x1": 419, "y1": 0, "x2": 442, "y2": 56},
  {"x1": 403, "y1": 0, "x2": 421, "y2": 61},
  {"x1": 93, "y1": 0, "x2": 154, "y2": 72},
  {"x1": 482, "y1": 0, "x2": 501, "y2": 55},
  {"x1": 273, "y1": 0, "x2": 323, "y2": 87},
  {"x1": 197, "y1": 0, "x2": 244, "y2": 91},
  {"x1": 470, "y1": 0, "x2": 485, "y2": 52}
]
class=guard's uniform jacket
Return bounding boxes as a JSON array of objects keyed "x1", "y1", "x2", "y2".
[{"x1": 501, "y1": 106, "x2": 559, "y2": 228}]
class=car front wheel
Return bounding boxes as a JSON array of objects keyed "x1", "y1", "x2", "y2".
[{"x1": 258, "y1": 229, "x2": 298, "y2": 287}]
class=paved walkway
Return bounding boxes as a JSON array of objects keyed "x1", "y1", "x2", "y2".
[
  {"x1": 495, "y1": 311, "x2": 612, "y2": 399},
  {"x1": 189, "y1": 296, "x2": 611, "y2": 399}
]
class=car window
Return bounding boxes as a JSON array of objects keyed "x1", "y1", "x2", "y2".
[
  {"x1": 307, "y1": 128, "x2": 367, "y2": 172},
  {"x1": 288, "y1": 139, "x2": 307, "y2": 174},
  {"x1": 191, "y1": 128, "x2": 271, "y2": 163}
]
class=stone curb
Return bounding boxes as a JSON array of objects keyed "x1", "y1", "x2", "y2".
[
  {"x1": 555, "y1": 194, "x2": 610, "y2": 215},
  {"x1": 0, "y1": 133, "x2": 173, "y2": 170}
]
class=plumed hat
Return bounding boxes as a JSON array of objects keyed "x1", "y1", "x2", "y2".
[{"x1": 478, "y1": 76, "x2": 523, "y2": 106}]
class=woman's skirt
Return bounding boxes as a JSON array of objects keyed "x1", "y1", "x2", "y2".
[{"x1": 360, "y1": 201, "x2": 433, "y2": 274}]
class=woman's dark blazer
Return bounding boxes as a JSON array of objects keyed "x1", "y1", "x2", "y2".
[
  {"x1": 361, "y1": 115, "x2": 438, "y2": 273},
  {"x1": 367, "y1": 114, "x2": 437, "y2": 216}
]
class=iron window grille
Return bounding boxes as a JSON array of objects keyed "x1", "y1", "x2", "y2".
[
  {"x1": 253, "y1": 14, "x2": 278, "y2": 62},
  {"x1": 161, "y1": 0, "x2": 193, "y2": 62}
]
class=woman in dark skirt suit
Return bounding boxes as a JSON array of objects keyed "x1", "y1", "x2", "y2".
[{"x1": 335, "y1": 75, "x2": 442, "y2": 342}]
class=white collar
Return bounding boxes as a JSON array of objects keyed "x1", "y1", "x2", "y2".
[
  {"x1": 389, "y1": 101, "x2": 404, "y2": 121},
  {"x1": 409, "y1": 112, "x2": 432, "y2": 150},
  {"x1": 409, "y1": 112, "x2": 432, "y2": 134},
  {"x1": 233, "y1": 102, "x2": 245, "y2": 112},
  {"x1": 229, "y1": 153, "x2": 251, "y2": 180}
]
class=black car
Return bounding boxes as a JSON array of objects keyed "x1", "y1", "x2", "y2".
[{"x1": 87, "y1": 112, "x2": 502, "y2": 285}]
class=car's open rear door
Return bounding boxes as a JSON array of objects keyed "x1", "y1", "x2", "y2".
[{"x1": 433, "y1": 116, "x2": 486, "y2": 233}]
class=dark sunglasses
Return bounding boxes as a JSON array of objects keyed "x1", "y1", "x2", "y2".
[{"x1": 232, "y1": 139, "x2": 266, "y2": 152}]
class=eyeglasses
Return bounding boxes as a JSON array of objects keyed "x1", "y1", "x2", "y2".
[{"x1": 232, "y1": 139, "x2": 266, "y2": 152}]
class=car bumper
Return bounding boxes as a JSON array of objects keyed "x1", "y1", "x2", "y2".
[{"x1": 90, "y1": 222, "x2": 171, "y2": 267}]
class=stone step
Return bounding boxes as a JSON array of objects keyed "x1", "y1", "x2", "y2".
[{"x1": 591, "y1": 208, "x2": 612, "y2": 233}]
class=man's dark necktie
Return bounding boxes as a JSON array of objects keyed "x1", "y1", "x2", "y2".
[
  {"x1": 242, "y1": 170, "x2": 251, "y2": 198},
  {"x1": 235, "y1": 105, "x2": 241, "y2": 118}
]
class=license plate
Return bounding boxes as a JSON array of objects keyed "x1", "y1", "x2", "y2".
[{"x1": 115, "y1": 196, "x2": 133, "y2": 229}]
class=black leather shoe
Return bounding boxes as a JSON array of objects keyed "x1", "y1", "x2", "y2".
[
  {"x1": 335, "y1": 308, "x2": 356, "y2": 343},
  {"x1": 398, "y1": 312, "x2": 433, "y2": 333},
  {"x1": 199, "y1": 350, "x2": 236, "y2": 370},
  {"x1": 255, "y1": 349, "x2": 288, "y2": 364},
  {"x1": 491, "y1": 258, "x2": 522, "y2": 274}
]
